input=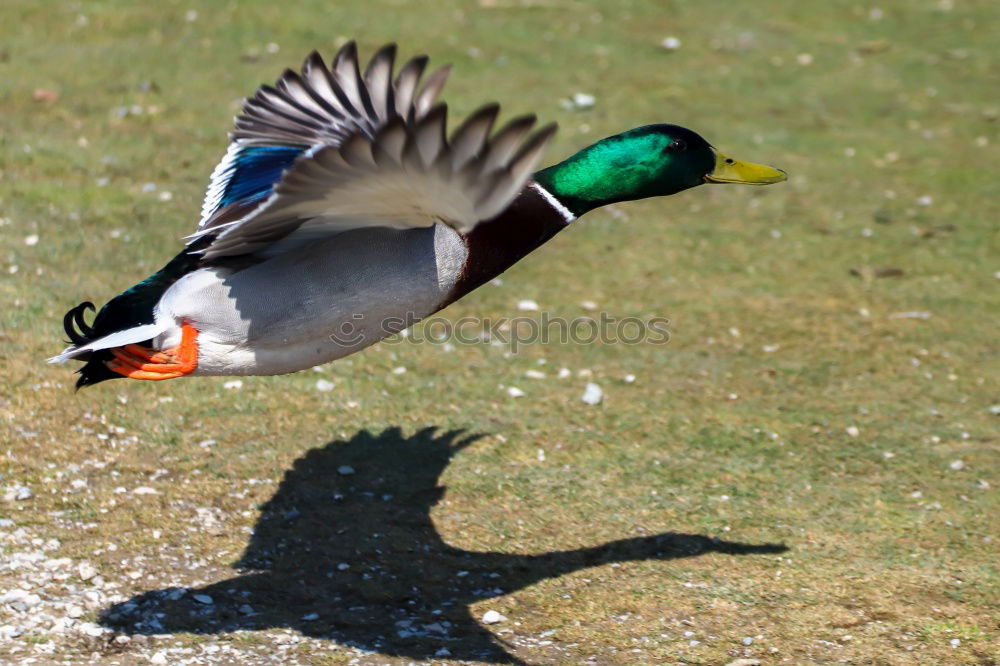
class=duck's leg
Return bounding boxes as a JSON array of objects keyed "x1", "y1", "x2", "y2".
[{"x1": 106, "y1": 323, "x2": 199, "y2": 380}]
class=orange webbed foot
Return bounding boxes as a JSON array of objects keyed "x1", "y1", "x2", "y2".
[{"x1": 107, "y1": 323, "x2": 199, "y2": 381}]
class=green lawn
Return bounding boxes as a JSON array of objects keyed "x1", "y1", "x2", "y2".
[{"x1": 1, "y1": 1, "x2": 997, "y2": 664}]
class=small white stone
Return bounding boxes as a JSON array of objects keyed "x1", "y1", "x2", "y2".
[
  {"x1": 223, "y1": 379, "x2": 243, "y2": 390},
  {"x1": 157, "y1": 191, "x2": 173, "y2": 201},
  {"x1": 581, "y1": 382, "x2": 603, "y2": 405},
  {"x1": 796, "y1": 53, "x2": 814, "y2": 65},
  {"x1": 506, "y1": 386, "x2": 525, "y2": 398},
  {"x1": 917, "y1": 195, "x2": 934, "y2": 206},
  {"x1": 571, "y1": 93, "x2": 596, "y2": 109},
  {"x1": 337, "y1": 563, "x2": 350, "y2": 570},
  {"x1": 949, "y1": 459, "x2": 965, "y2": 470},
  {"x1": 391, "y1": 366, "x2": 407, "y2": 375},
  {"x1": 198, "y1": 439, "x2": 216, "y2": 448},
  {"x1": 845, "y1": 425, "x2": 860, "y2": 437},
  {"x1": 315, "y1": 379, "x2": 334, "y2": 392},
  {"x1": 762, "y1": 344, "x2": 780, "y2": 353},
  {"x1": 950, "y1": 638, "x2": 960, "y2": 648},
  {"x1": 0, "y1": 625, "x2": 24, "y2": 639},
  {"x1": 517, "y1": 299, "x2": 539, "y2": 311},
  {"x1": 558, "y1": 368, "x2": 572, "y2": 379},
  {"x1": 661, "y1": 36, "x2": 682, "y2": 50},
  {"x1": 78, "y1": 562, "x2": 97, "y2": 580},
  {"x1": 133, "y1": 486, "x2": 158, "y2": 495},
  {"x1": 24, "y1": 234, "x2": 39, "y2": 246},
  {"x1": 482, "y1": 609, "x2": 507, "y2": 624},
  {"x1": 579, "y1": 300, "x2": 598, "y2": 310},
  {"x1": 81, "y1": 623, "x2": 107, "y2": 637},
  {"x1": 524, "y1": 369, "x2": 546, "y2": 379},
  {"x1": 301, "y1": 613, "x2": 319, "y2": 621},
  {"x1": 150, "y1": 652, "x2": 168, "y2": 665},
  {"x1": 337, "y1": 465, "x2": 355, "y2": 476},
  {"x1": 623, "y1": 374, "x2": 636, "y2": 383},
  {"x1": 1, "y1": 590, "x2": 27, "y2": 604},
  {"x1": 184, "y1": 9, "x2": 198, "y2": 22},
  {"x1": 193, "y1": 594, "x2": 213, "y2": 605},
  {"x1": 20, "y1": 593, "x2": 42, "y2": 609},
  {"x1": 742, "y1": 636, "x2": 754, "y2": 645}
]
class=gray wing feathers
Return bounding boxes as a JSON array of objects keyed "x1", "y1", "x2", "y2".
[
  {"x1": 192, "y1": 43, "x2": 556, "y2": 259},
  {"x1": 196, "y1": 42, "x2": 451, "y2": 231},
  {"x1": 197, "y1": 105, "x2": 556, "y2": 259},
  {"x1": 231, "y1": 42, "x2": 450, "y2": 147}
]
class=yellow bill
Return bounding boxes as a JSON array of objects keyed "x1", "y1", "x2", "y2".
[{"x1": 705, "y1": 148, "x2": 787, "y2": 185}]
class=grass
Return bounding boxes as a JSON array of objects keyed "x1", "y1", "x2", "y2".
[{"x1": 1, "y1": 0, "x2": 998, "y2": 663}]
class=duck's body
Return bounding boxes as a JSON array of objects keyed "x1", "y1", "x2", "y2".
[
  {"x1": 149, "y1": 184, "x2": 567, "y2": 377},
  {"x1": 51, "y1": 43, "x2": 785, "y2": 388}
]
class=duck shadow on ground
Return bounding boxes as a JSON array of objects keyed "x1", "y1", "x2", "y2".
[{"x1": 101, "y1": 427, "x2": 787, "y2": 663}]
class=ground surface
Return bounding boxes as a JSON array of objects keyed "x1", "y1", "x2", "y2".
[{"x1": 1, "y1": 0, "x2": 998, "y2": 664}]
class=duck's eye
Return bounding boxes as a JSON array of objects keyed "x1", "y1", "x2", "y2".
[
  {"x1": 665, "y1": 139, "x2": 687, "y2": 154},
  {"x1": 725, "y1": 157, "x2": 735, "y2": 165}
]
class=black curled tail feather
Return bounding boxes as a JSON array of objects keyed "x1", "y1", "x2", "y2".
[{"x1": 63, "y1": 301, "x2": 96, "y2": 346}]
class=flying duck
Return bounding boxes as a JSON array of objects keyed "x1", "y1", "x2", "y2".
[{"x1": 50, "y1": 42, "x2": 786, "y2": 388}]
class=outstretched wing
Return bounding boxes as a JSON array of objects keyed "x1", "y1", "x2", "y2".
[
  {"x1": 192, "y1": 104, "x2": 556, "y2": 259},
  {"x1": 196, "y1": 42, "x2": 451, "y2": 232}
]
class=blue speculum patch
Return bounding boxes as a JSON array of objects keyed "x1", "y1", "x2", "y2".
[{"x1": 220, "y1": 145, "x2": 305, "y2": 208}]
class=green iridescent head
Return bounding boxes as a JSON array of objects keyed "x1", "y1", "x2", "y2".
[{"x1": 535, "y1": 124, "x2": 786, "y2": 217}]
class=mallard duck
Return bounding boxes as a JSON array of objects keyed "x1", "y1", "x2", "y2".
[{"x1": 50, "y1": 42, "x2": 786, "y2": 388}]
